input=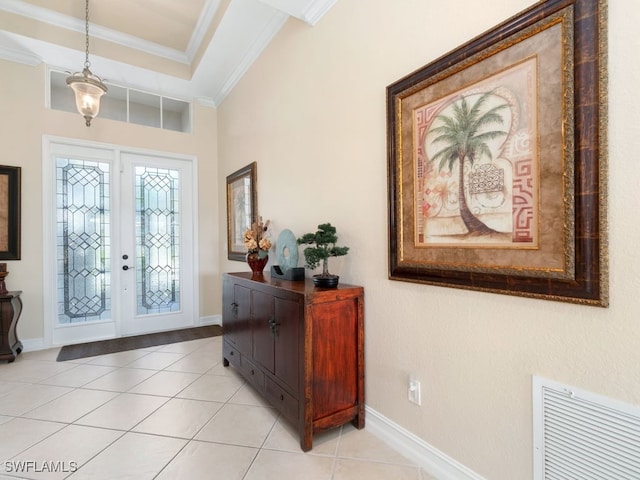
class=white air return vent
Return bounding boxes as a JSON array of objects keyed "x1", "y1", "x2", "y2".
[{"x1": 533, "y1": 376, "x2": 640, "y2": 480}]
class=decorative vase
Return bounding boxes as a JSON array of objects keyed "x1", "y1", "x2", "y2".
[{"x1": 247, "y1": 253, "x2": 269, "y2": 277}]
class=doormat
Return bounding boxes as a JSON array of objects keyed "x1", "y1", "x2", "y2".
[{"x1": 56, "y1": 325, "x2": 222, "y2": 362}]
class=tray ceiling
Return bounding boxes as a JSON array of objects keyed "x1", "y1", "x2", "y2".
[{"x1": 0, "y1": 0, "x2": 336, "y2": 106}]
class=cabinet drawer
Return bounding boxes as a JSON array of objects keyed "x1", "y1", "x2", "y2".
[
  {"x1": 265, "y1": 377, "x2": 298, "y2": 420},
  {"x1": 240, "y1": 357, "x2": 265, "y2": 388}
]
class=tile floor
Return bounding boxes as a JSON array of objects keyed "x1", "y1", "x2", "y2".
[{"x1": 0, "y1": 336, "x2": 436, "y2": 479}]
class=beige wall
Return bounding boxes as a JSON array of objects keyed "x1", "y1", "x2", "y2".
[
  {"x1": 0, "y1": 59, "x2": 220, "y2": 341},
  {"x1": 217, "y1": 1, "x2": 640, "y2": 479}
]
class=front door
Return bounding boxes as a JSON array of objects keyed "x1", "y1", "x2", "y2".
[
  {"x1": 119, "y1": 152, "x2": 194, "y2": 336},
  {"x1": 46, "y1": 140, "x2": 196, "y2": 346}
]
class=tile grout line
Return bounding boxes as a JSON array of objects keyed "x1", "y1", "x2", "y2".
[{"x1": 57, "y1": 341, "x2": 213, "y2": 478}]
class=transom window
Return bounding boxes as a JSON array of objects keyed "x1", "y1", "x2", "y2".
[{"x1": 49, "y1": 70, "x2": 192, "y2": 133}]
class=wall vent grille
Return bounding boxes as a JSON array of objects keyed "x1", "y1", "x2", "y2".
[{"x1": 533, "y1": 377, "x2": 640, "y2": 480}]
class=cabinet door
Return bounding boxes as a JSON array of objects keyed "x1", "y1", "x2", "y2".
[
  {"x1": 311, "y1": 299, "x2": 359, "y2": 418},
  {"x1": 251, "y1": 289, "x2": 274, "y2": 373},
  {"x1": 274, "y1": 297, "x2": 300, "y2": 392},
  {"x1": 224, "y1": 282, "x2": 251, "y2": 356}
]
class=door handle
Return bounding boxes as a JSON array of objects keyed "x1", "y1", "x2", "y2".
[
  {"x1": 122, "y1": 265, "x2": 134, "y2": 271},
  {"x1": 268, "y1": 316, "x2": 280, "y2": 337}
]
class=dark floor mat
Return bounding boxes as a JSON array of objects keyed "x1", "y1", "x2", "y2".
[{"x1": 56, "y1": 325, "x2": 222, "y2": 362}]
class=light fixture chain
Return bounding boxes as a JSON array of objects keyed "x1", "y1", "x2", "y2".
[
  {"x1": 67, "y1": 0, "x2": 107, "y2": 127},
  {"x1": 84, "y1": 0, "x2": 90, "y2": 68}
]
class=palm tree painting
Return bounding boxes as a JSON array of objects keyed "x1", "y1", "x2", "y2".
[
  {"x1": 426, "y1": 90, "x2": 510, "y2": 237},
  {"x1": 415, "y1": 59, "x2": 538, "y2": 246}
]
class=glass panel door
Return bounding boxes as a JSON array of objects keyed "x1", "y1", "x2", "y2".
[
  {"x1": 119, "y1": 153, "x2": 194, "y2": 336},
  {"x1": 56, "y1": 157, "x2": 112, "y2": 325},
  {"x1": 135, "y1": 165, "x2": 181, "y2": 315},
  {"x1": 48, "y1": 141, "x2": 195, "y2": 345}
]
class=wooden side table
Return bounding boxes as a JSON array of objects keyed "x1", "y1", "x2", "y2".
[{"x1": 0, "y1": 291, "x2": 23, "y2": 363}]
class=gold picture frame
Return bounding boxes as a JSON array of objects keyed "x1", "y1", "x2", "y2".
[
  {"x1": 226, "y1": 162, "x2": 257, "y2": 261},
  {"x1": 0, "y1": 165, "x2": 21, "y2": 260},
  {"x1": 386, "y1": 0, "x2": 608, "y2": 306}
]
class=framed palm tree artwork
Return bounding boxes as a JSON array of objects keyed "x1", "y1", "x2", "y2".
[{"x1": 386, "y1": 0, "x2": 608, "y2": 306}]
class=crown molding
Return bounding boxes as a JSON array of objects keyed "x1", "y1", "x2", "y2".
[
  {"x1": 212, "y1": 7, "x2": 288, "y2": 106},
  {"x1": 0, "y1": 0, "x2": 188, "y2": 63},
  {"x1": 196, "y1": 96, "x2": 217, "y2": 108},
  {"x1": 0, "y1": 43, "x2": 41, "y2": 66},
  {"x1": 258, "y1": 0, "x2": 337, "y2": 25},
  {"x1": 0, "y1": 0, "x2": 338, "y2": 106},
  {"x1": 185, "y1": 0, "x2": 222, "y2": 61},
  {"x1": 299, "y1": 0, "x2": 337, "y2": 25}
]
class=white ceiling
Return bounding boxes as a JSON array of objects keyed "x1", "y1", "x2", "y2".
[{"x1": 0, "y1": 0, "x2": 336, "y2": 106}]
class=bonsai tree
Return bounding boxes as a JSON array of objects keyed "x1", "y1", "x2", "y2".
[{"x1": 297, "y1": 223, "x2": 349, "y2": 286}]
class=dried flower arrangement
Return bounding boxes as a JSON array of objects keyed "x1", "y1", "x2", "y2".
[{"x1": 244, "y1": 216, "x2": 271, "y2": 259}]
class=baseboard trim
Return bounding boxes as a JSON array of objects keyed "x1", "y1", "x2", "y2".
[
  {"x1": 365, "y1": 406, "x2": 486, "y2": 480},
  {"x1": 199, "y1": 314, "x2": 222, "y2": 326},
  {"x1": 18, "y1": 337, "x2": 46, "y2": 353}
]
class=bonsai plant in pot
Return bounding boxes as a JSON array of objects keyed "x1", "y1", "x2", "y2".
[{"x1": 297, "y1": 223, "x2": 349, "y2": 288}]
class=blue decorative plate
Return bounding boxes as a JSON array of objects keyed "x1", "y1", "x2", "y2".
[{"x1": 276, "y1": 229, "x2": 299, "y2": 272}]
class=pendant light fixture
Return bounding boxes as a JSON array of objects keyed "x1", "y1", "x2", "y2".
[{"x1": 66, "y1": 0, "x2": 107, "y2": 127}]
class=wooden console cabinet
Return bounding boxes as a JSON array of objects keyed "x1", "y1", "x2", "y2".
[
  {"x1": 0, "y1": 291, "x2": 23, "y2": 363},
  {"x1": 222, "y1": 272, "x2": 364, "y2": 451}
]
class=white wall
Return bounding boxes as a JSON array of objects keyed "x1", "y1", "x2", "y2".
[{"x1": 217, "y1": 1, "x2": 640, "y2": 479}]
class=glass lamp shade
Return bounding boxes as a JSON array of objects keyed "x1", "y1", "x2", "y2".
[{"x1": 66, "y1": 67, "x2": 108, "y2": 127}]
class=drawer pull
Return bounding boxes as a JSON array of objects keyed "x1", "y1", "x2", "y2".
[
  {"x1": 251, "y1": 369, "x2": 255, "y2": 375},
  {"x1": 230, "y1": 351, "x2": 234, "y2": 356},
  {"x1": 280, "y1": 394, "x2": 284, "y2": 401}
]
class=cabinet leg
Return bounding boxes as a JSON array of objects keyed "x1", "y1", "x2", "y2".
[
  {"x1": 351, "y1": 415, "x2": 365, "y2": 430},
  {"x1": 222, "y1": 357, "x2": 229, "y2": 367},
  {"x1": 300, "y1": 433, "x2": 312, "y2": 452},
  {"x1": 352, "y1": 405, "x2": 365, "y2": 430},
  {"x1": 0, "y1": 349, "x2": 16, "y2": 363}
]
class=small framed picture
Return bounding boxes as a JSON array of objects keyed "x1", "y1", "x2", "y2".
[
  {"x1": 226, "y1": 162, "x2": 257, "y2": 261},
  {"x1": 0, "y1": 165, "x2": 21, "y2": 260}
]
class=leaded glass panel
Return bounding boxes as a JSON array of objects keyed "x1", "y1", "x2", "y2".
[
  {"x1": 135, "y1": 166, "x2": 181, "y2": 315},
  {"x1": 56, "y1": 157, "x2": 111, "y2": 324}
]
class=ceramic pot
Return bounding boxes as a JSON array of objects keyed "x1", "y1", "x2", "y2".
[
  {"x1": 247, "y1": 253, "x2": 268, "y2": 277},
  {"x1": 312, "y1": 274, "x2": 339, "y2": 288}
]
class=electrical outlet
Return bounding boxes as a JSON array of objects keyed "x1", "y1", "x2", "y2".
[{"x1": 408, "y1": 377, "x2": 421, "y2": 405}]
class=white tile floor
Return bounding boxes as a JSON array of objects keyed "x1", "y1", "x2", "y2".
[{"x1": 0, "y1": 336, "x2": 436, "y2": 479}]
